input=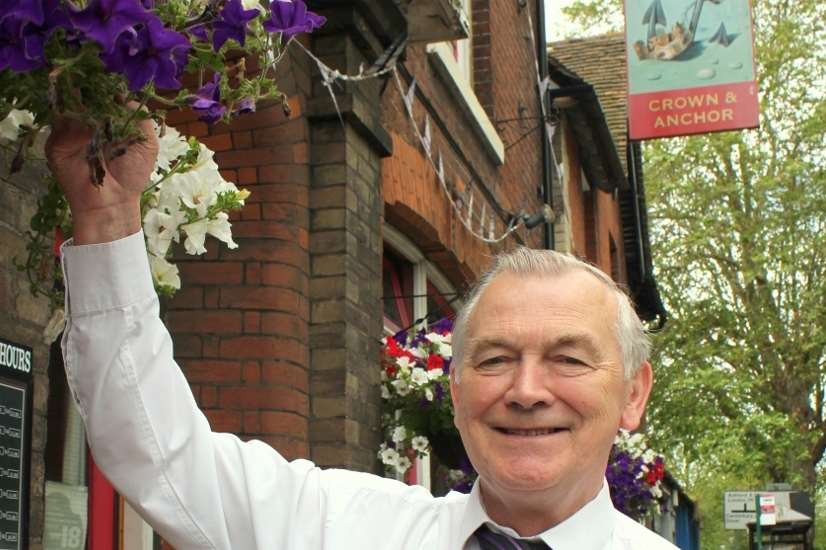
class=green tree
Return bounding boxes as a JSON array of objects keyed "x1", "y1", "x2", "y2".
[{"x1": 560, "y1": 0, "x2": 826, "y2": 547}]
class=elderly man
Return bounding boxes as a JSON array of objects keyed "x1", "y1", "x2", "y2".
[{"x1": 49, "y1": 117, "x2": 676, "y2": 549}]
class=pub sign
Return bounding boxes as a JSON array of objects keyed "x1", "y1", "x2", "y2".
[{"x1": 624, "y1": 0, "x2": 760, "y2": 139}]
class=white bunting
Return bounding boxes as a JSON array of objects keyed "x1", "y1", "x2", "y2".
[
  {"x1": 466, "y1": 191, "x2": 474, "y2": 227},
  {"x1": 539, "y1": 75, "x2": 552, "y2": 98},
  {"x1": 422, "y1": 115, "x2": 432, "y2": 158},
  {"x1": 403, "y1": 77, "x2": 417, "y2": 117}
]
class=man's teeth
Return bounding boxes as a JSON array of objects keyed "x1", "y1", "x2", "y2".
[{"x1": 501, "y1": 428, "x2": 560, "y2": 436}]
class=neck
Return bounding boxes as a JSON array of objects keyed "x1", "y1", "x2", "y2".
[{"x1": 478, "y1": 477, "x2": 603, "y2": 537}]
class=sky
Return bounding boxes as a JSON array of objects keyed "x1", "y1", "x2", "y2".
[{"x1": 544, "y1": 0, "x2": 578, "y2": 42}]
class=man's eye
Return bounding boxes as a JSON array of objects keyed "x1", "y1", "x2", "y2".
[{"x1": 478, "y1": 356, "x2": 508, "y2": 367}]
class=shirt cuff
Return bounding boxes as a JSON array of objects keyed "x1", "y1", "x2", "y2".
[{"x1": 61, "y1": 230, "x2": 156, "y2": 315}]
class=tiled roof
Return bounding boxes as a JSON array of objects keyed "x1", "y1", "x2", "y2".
[{"x1": 548, "y1": 33, "x2": 628, "y2": 174}]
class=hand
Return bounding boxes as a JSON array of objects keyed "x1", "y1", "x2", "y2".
[{"x1": 46, "y1": 114, "x2": 159, "y2": 244}]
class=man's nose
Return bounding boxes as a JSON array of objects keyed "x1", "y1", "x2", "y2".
[{"x1": 504, "y1": 357, "x2": 552, "y2": 410}]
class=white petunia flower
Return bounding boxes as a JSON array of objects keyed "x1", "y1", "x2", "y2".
[
  {"x1": 427, "y1": 368, "x2": 443, "y2": 381},
  {"x1": 148, "y1": 253, "x2": 181, "y2": 290},
  {"x1": 379, "y1": 447, "x2": 399, "y2": 466},
  {"x1": 143, "y1": 208, "x2": 184, "y2": 256},
  {"x1": 391, "y1": 426, "x2": 407, "y2": 444},
  {"x1": 411, "y1": 435, "x2": 429, "y2": 453},
  {"x1": 207, "y1": 211, "x2": 238, "y2": 249},
  {"x1": 391, "y1": 378, "x2": 411, "y2": 396},
  {"x1": 410, "y1": 367, "x2": 428, "y2": 386},
  {"x1": 182, "y1": 218, "x2": 209, "y2": 255},
  {"x1": 424, "y1": 388, "x2": 434, "y2": 401},
  {"x1": 439, "y1": 343, "x2": 452, "y2": 359},
  {"x1": 381, "y1": 385, "x2": 390, "y2": 399},
  {"x1": 176, "y1": 169, "x2": 219, "y2": 218},
  {"x1": 396, "y1": 456, "x2": 412, "y2": 474},
  {"x1": 409, "y1": 345, "x2": 428, "y2": 359},
  {"x1": 396, "y1": 356, "x2": 412, "y2": 370},
  {"x1": 241, "y1": 0, "x2": 261, "y2": 9},
  {"x1": 153, "y1": 122, "x2": 189, "y2": 173},
  {"x1": 425, "y1": 332, "x2": 448, "y2": 345},
  {"x1": 0, "y1": 108, "x2": 35, "y2": 143}
]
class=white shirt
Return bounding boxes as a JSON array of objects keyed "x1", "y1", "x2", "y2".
[{"x1": 60, "y1": 231, "x2": 678, "y2": 550}]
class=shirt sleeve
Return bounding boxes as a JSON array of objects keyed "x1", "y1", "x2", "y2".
[{"x1": 59, "y1": 231, "x2": 328, "y2": 550}]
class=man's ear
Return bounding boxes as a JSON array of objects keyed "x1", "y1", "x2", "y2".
[{"x1": 619, "y1": 362, "x2": 653, "y2": 431}]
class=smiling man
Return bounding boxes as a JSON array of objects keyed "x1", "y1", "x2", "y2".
[{"x1": 49, "y1": 119, "x2": 676, "y2": 549}]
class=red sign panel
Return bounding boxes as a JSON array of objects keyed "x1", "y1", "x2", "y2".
[
  {"x1": 624, "y1": 0, "x2": 759, "y2": 140},
  {"x1": 629, "y1": 81, "x2": 759, "y2": 139}
]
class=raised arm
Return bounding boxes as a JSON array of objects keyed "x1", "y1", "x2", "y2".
[{"x1": 48, "y1": 117, "x2": 328, "y2": 549}]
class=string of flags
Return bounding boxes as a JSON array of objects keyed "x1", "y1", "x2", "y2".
[{"x1": 289, "y1": 7, "x2": 560, "y2": 244}]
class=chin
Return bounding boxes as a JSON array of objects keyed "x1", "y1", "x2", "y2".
[{"x1": 486, "y1": 458, "x2": 567, "y2": 494}]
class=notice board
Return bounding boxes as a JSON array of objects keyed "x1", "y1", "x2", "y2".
[{"x1": 0, "y1": 338, "x2": 32, "y2": 550}]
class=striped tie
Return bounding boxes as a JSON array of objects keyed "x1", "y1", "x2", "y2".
[{"x1": 473, "y1": 524, "x2": 551, "y2": 550}]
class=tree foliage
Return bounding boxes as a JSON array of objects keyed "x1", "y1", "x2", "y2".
[{"x1": 560, "y1": 0, "x2": 825, "y2": 546}]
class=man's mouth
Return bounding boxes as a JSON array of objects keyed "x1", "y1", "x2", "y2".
[{"x1": 494, "y1": 427, "x2": 568, "y2": 436}]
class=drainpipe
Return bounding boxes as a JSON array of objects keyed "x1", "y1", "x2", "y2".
[{"x1": 536, "y1": 1, "x2": 554, "y2": 250}]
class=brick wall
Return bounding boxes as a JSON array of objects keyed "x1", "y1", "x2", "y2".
[
  {"x1": 380, "y1": 0, "x2": 547, "y2": 284},
  {"x1": 0, "y1": 161, "x2": 51, "y2": 549},
  {"x1": 560, "y1": 123, "x2": 627, "y2": 281}
]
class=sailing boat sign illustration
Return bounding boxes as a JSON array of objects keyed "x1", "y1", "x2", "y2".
[{"x1": 624, "y1": 0, "x2": 759, "y2": 139}]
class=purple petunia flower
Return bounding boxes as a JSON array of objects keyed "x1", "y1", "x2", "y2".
[
  {"x1": 392, "y1": 330, "x2": 407, "y2": 346},
  {"x1": 189, "y1": 73, "x2": 226, "y2": 123},
  {"x1": 432, "y1": 317, "x2": 453, "y2": 335},
  {"x1": 234, "y1": 96, "x2": 256, "y2": 115},
  {"x1": 189, "y1": 23, "x2": 209, "y2": 42},
  {"x1": 262, "y1": 0, "x2": 325, "y2": 43},
  {"x1": 0, "y1": 0, "x2": 45, "y2": 26},
  {"x1": 212, "y1": 0, "x2": 260, "y2": 51},
  {"x1": 100, "y1": 15, "x2": 191, "y2": 91},
  {"x1": 0, "y1": 0, "x2": 70, "y2": 72},
  {"x1": 70, "y1": 0, "x2": 151, "y2": 54}
]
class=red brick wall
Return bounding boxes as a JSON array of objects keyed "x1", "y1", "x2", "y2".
[
  {"x1": 380, "y1": 0, "x2": 546, "y2": 283},
  {"x1": 165, "y1": 79, "x2": 313, "y2": 460}
]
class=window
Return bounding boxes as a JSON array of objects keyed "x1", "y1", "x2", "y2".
[{"x1": 382, "y1": 225, "x2": 458, "y2": 492}]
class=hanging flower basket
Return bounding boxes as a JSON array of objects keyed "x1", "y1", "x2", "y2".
[
  {"x1": 606, "y1": 430, "x2": 669, "y2": 521},
  {"x1": 378, "y1": 319, "x2": 475, "y2": 488},
  {"x1": 0, "y1": 0, "x2": 326, "y2": 339}
]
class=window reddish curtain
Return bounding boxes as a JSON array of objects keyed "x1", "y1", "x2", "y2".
[
  {"x1": 426, "y1": 281, "x2": 456, "y2": 325},
  {"x1": 382, "y1": 248, "x2": 414, "y2": 333}
]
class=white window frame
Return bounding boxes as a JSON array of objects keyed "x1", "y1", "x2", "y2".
[{"x1": 383, "y1": 224, "x2": 458, "y2": 492}]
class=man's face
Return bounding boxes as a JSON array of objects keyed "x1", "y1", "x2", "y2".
[{"x1": 450, "y1": 270, "x2": 652, "y2": 509}]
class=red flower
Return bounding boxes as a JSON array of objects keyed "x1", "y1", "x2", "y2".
[
  {"x1": 385, "y1": 337, "x2": 404, "y2": 358},
  {"x1": 385, "y1": 364, "x2": 398, "y2": 378},
  {"x1": 646, "y1": 469, "x2": 658, "y2": 485},
  {"x1": 427, "y1": 354, "x2": 444, "y2": 372},
  {"x1": 654, "y1": 461, "x2": 665, "y2": 481}
]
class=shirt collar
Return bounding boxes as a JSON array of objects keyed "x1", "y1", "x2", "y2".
[{"x1": 457, "y1": 479, "x2": 616, "y2": 550}]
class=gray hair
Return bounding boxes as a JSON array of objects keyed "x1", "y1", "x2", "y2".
[{"x1": 451, "y1": 247, "x2": 650, "y2": 381}]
